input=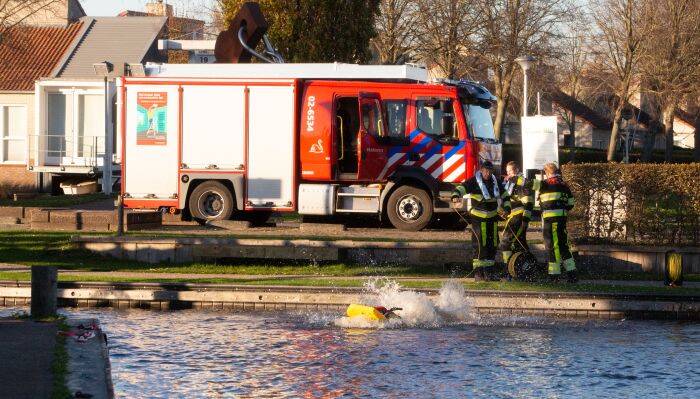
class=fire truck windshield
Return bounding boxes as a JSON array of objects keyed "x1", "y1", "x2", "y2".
[{"x1": 463, "y1": 102, "x2": 495, "y2": 140}]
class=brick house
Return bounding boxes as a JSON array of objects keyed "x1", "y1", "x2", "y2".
[{"x1": 0, "y1": 21, "x2": 84, "y2": 196}]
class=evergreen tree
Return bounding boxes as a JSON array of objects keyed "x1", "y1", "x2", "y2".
[{"x1": 218, "y1": 0, "x2": 379, "y2": 63}]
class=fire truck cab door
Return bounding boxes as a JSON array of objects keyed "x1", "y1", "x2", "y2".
[{"x1": 357, "y1": 92, "x2": 390, "y2": 180}]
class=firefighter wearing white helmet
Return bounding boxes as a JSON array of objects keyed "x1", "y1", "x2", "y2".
[
  {"x1": 452, "y1": 160, "x2": 509, "y2": 281},
  {"x1": 499, "y1": 161, "x2": 534, "y2": 264}
]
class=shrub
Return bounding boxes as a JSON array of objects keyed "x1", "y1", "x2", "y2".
[
  {"x1": 502, "y1": 144, "x2": 696, "y2": 167},
  {"x1": 562, "y1": 163, "x2": 700, "y2": 246}
]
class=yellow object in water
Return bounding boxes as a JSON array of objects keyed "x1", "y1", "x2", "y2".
[{"x1": 346, "y1": 304, "x2": 386, "y2": 320}]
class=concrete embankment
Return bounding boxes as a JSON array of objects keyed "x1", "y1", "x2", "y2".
[
  {"x1": 0, "y1": 316, "x2": 113, "y2": 399},
  {"x1": 65, "y1": 318, "x2": 114, "y2": 399},
  {"x1": 72, "y1": 235, "x2": 700, "y2": 275},
  {"x1": 1, "y1": 281, "x2": 697, "y2": 320}
]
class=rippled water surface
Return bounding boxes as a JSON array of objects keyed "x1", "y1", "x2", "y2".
[{"x1": 45, "y1": 307, "x2": 699, "y2": 399}]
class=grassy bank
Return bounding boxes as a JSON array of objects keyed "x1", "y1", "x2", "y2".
[
  {"x1": 0, "y1": 231, "x2": 461, "y2": 276},
  {"x1": 0, "y1": 193, "x2": 110, "y2": 208},
  {"x1": 1, "y1": 271, "x2": 698, "y2": 296},
  {"x1": 52, "y1": 319, "x2": 70, "y2": 399},
  {"x1": 1, "y1": 231, "x2": 697, "y2": 294}
]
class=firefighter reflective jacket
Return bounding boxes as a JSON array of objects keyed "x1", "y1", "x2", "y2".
[
  {"x1": 453, "y1": 172, "x2": 505, "y2": 219},
  {"x1": 503, "y1": 174, "x2": 534, "y2": 220},
  {"x1": 536, "y1": 175, "x2": 575, "y2": 219}
]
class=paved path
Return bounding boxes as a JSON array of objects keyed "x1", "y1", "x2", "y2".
[
  {"x1": 144, "y1": 224, "x2": 545, "y2": 243},
  {"x1": 0, "y1": 319, "x2": 57, "y2": 399}
]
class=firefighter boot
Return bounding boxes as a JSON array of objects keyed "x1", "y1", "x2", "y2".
[
  {"x1": 483, "y1": 266, "x2": 500, "y2": 282},
  {"x1": 473, "y1": 267, "x2": 486, "y2": 282}
]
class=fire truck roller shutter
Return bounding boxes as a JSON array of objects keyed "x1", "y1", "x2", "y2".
[
  {"x1": 181, "y1": 86, "x2": 246, "y2": 170},
  {"x1": 246, "y1": 84, "x2": 296, "y2": 209},
  {"x1": 124, "y1": 85, "x2": 180, "y2": 201}
]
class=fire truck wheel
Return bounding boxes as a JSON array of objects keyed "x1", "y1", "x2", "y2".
[
  {"x1": 188, "y1": 181, "x2": 234, "y2": 222},
  {"x1": 386, "y1": 185, "x2": 433, "y2": 231}
]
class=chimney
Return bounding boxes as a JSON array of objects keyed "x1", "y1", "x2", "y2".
[{"x1": 145, "y1": 0, "x2": 173, "y2": 17}]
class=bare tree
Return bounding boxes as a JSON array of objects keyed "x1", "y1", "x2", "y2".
[
  {"x1": 371, "y1": 0, "x2": 417, "y2": 64},
  {"x1": 551, "y1": 11, "x2": 604, "y2": 147},
  {"x1": 638, "y1": 0, "x2": 700, "y2": 162},
  {"x1": 412, "y1": 0, "x2": 477, "y2": 79},
  {"x1": 469, "y1": 0, "x2": 572, "y2": 142},
  {"x1": 0, "y1": 0, "x2": 61, "y2": 33},
  {"x1": 591, "y1": 0, "x2": 646, "y2": 162}
]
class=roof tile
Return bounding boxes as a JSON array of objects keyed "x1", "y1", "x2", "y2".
[{"x1": 0, "y1": 22, "x2": 83, "y2": 91}]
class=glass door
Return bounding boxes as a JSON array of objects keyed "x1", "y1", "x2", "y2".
[
  {"x1": 47, "y1": 92, "x2": 69, "y2": 165},
  {"x1": 77, "y1": 93, "x2": 104, "y2": 166}
]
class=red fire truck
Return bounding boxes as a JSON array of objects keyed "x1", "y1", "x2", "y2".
[{"x1": 119, "y1": 63, "x2": 500, "y2": 230}]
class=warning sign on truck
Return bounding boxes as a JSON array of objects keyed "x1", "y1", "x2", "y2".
[{"x1": 136, "y1": 92, "x2": 168, "y2": 145}]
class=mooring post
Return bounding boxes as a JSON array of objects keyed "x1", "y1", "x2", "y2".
[{"x1": 31, "y1": 266, "x2": 57, "y2": 319}]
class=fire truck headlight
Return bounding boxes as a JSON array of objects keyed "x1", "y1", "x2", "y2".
[{"x1": 181, "y1": 175, "x2": 189, "y2": 183}]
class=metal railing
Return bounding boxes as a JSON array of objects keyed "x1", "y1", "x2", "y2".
[{"x1": 28, "y1": 134, "x2": 106, "y2": 168}]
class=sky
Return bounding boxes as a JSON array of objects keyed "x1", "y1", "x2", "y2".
[{"x1": 80, "y1": 0, "x2": 214, "y2": 20}]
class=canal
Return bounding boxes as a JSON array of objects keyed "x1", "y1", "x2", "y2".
[{"x1": 2, "y1": 281, "x2": 698, "y2": 398}]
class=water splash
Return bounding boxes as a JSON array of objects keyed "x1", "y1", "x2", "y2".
[{"x1": 332, "y1": 278, "x2": 475, "y2": 329}]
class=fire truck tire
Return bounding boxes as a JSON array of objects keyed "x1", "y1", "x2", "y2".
[
  {"x1": 386, "y1": 185, "x2": 433, "y2": 231},
  {"x1": 188, "y1": 181, "x2": 234, "y2": 223}
]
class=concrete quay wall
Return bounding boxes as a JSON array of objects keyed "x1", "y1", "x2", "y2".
[
  {"x1": 1, "y1": 282, "x2": 697, "y2": 320},
  {"x1": 73, "y1": 236, "x2": 699, "y2": 275}
]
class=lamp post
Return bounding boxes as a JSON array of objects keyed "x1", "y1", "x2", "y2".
[
  {"x1": 93, "y1": 61, "x2": 113, "y2": 195},
  {"x1": 93, "y1": 61, "x2": 122, "y2": 235},
  {"x1": 515, "y1": 56, "x2": 536, "y2": 117}
]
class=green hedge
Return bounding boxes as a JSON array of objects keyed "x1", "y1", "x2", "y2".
[
  {"x1": 561, "y1": 163, "x2": 700, "y2": 246},
  {"x1": 502, "y1": 144, "x2": 696, "y2": 166}
]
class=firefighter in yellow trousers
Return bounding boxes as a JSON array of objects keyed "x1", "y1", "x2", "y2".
[
  {"x1": 499, "y1": 161, "x2": 533, "y2": 264},
  {"x1": 452, "y1": 161, "x2": 508, "y2": 281},
  {"x1": 536, "y1": 163, "x2": 577, "y2": 283}
]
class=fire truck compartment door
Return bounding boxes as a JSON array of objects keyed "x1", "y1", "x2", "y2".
[
  {"x1": 181, "y1": 85, "x2": 246, "y2": 169},
  {"x1": 246, "y1": 84, "x2": 296, "y2": 208},
  {"x1": 124, "y1": 85, "x2": 180, "y2": 199}
]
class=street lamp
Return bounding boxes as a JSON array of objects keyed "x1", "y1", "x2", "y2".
[
  {"x1": 93, "y1": 61, "x2": 122, "y2": 235},
  {"x1": 515, "y1": 56, "x2": 536, "y2": 117},
  {"x1": 93, "y1": 61, "x2": 113, "y2": 196}
]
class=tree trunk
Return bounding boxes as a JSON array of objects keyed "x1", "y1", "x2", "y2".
[
  {"x1": 641, "y1": 129, "x2": 655, "y2": 162},
  {"x1": 607, "y1": 104, "x2": 625, "y2": 162},
  {"x1": 569, "y1": 111, "x2": 576, "y2": 147},
  {"x1": 695, "y1": 124, "x2": 700, "y2": 161},
  {"x1": 493, "y1": 97, "x2": 508, "y2": 142},
  {"x1": 661, "y1": 103, "x2": 676, "y2": 162}
]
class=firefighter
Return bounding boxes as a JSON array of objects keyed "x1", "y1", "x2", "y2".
[
  {"x1": 452, "y1": 161, "x2": 507, "y2": 281},
  {"x1": 536, "y1": 162, "x2": 577, "y2": 283},
  {"x1": 498, "y1": 161, "x2": 533, "y2": 265}
]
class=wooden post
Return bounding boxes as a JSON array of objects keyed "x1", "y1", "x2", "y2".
[{"x1": 31, "y1": 266, "x2": 57, "y2": 319}]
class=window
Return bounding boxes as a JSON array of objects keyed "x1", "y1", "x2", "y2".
[
  {"x1": 383, "y1": 100, "x2": 407, "y2": 138},
  {"x1": 0, "y1": 105, "x2": 27, "y2": 163},
  {"x1": 463, "y1": 102, "x2": 495, "y2": 140},
  {"x1": 360, "y1": 98, "x2": 384, "y2": 137},
  {"x1": 417, "y1": 99, "x2": 455, "y2": 137}
]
